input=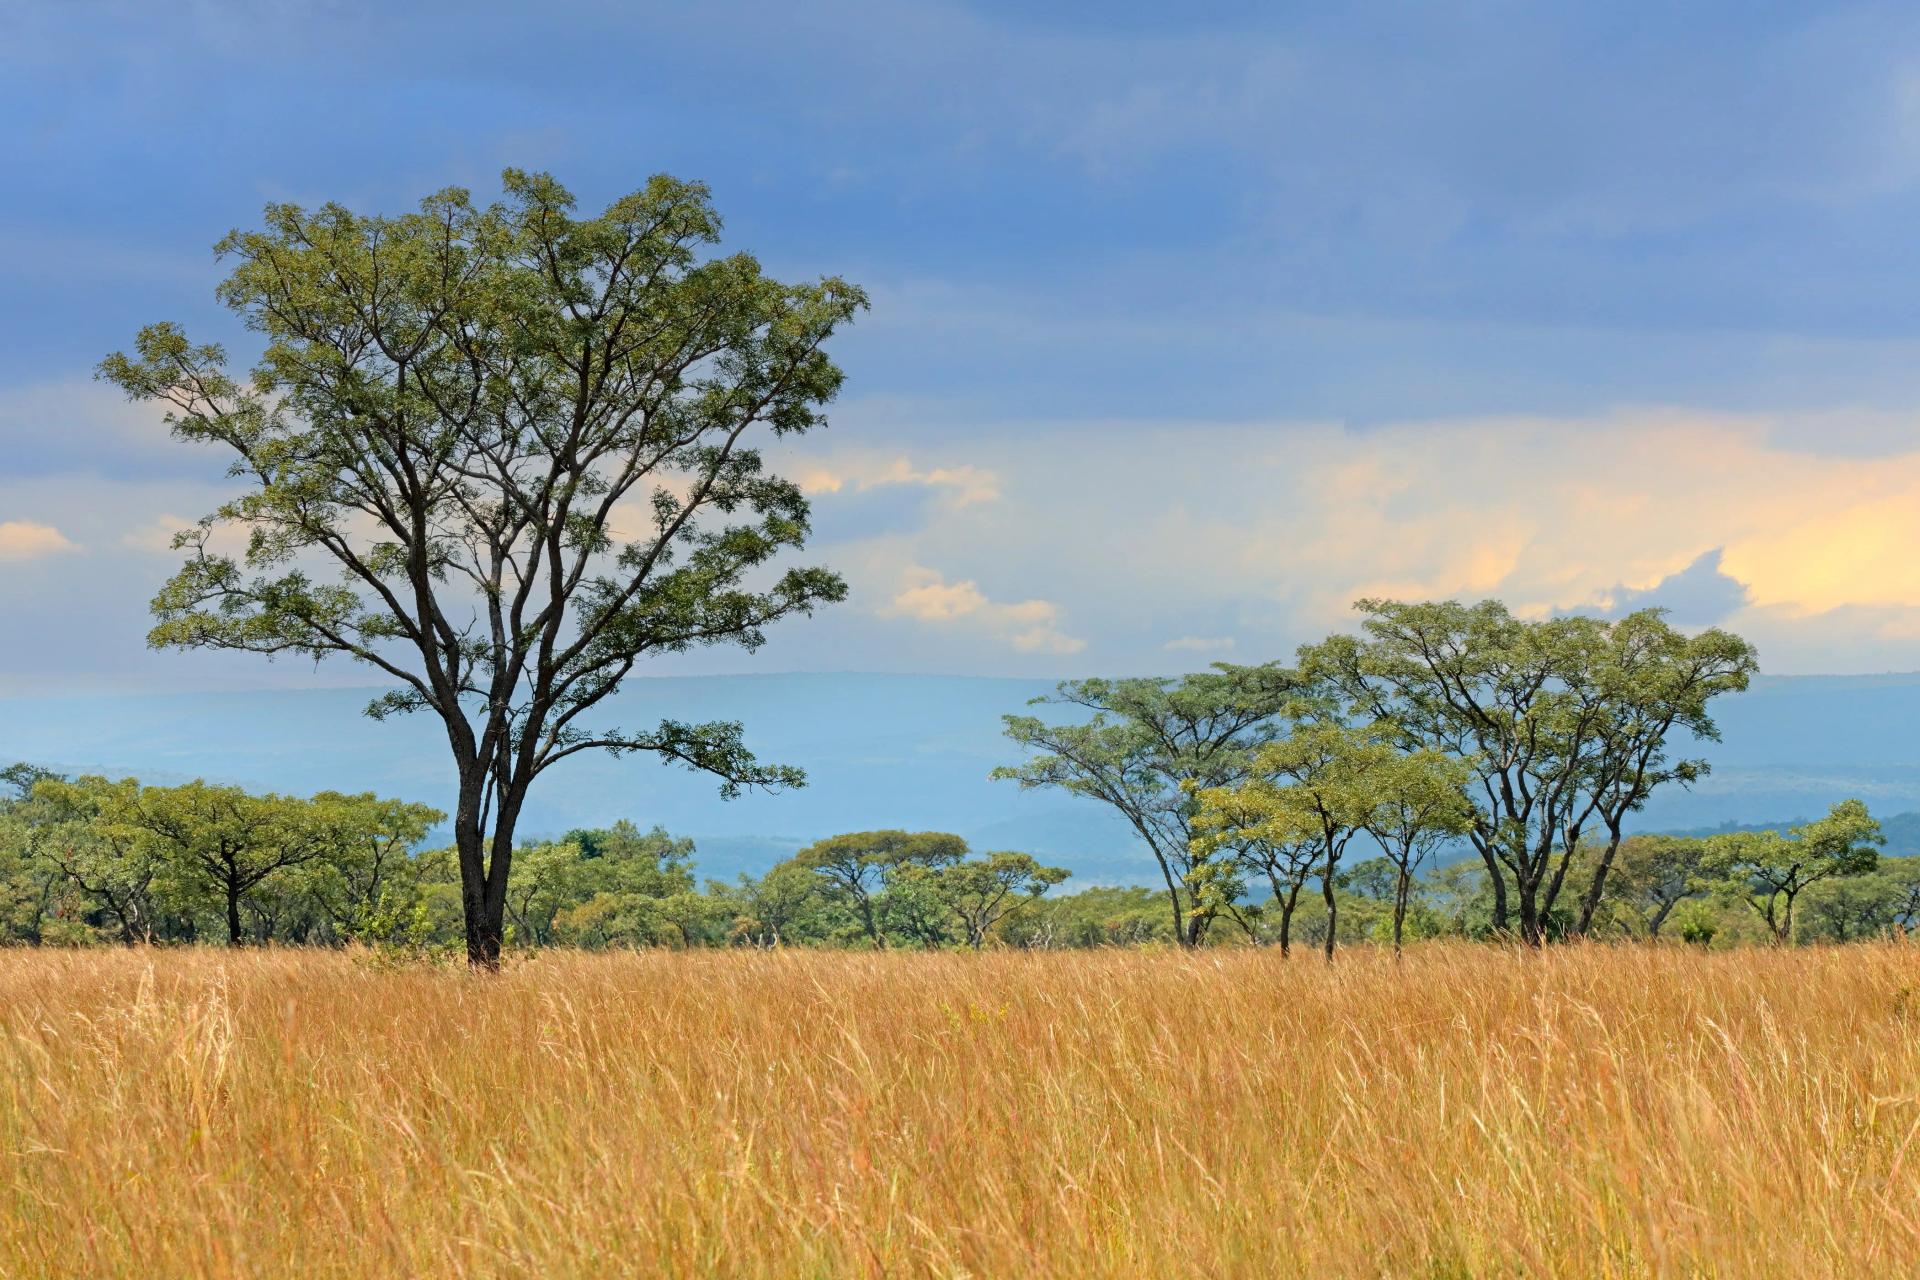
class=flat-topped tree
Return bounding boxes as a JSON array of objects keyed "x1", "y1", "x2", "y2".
[
  {"x1": 1303, "y1": 600, "x2": 1755, "y2": 945},
  {"x1": 994, "y1": 664, "x2": 1302, "y2": 948},
  {"x1": 100, "y1": 171, "x2": 863, "y2": 966},
  {"x1": 1706, "y1": 800, "x2": 1883, "y2": 943}
]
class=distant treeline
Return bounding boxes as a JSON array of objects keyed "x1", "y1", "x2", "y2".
[{"x1": 0, "y1": 763, "x2": 1911, "y2": 952}]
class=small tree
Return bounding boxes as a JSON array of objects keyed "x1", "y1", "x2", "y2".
[
  {"x1": 793, "y1": 831, "x2": 968, "y2": 948},
  {"x1": 101, "y1": 172, "x2": 862, "y2": 965},
  {"x1": 1193, "y1": 721, "x2": 1382, "y2": 962},
  {"x1": 730, "y1": 861, "x2": 827, "y2": 946},
  {"x1": 502, "y1": 839, "x2": 587, "y2": 947},
  {"x1": 995, "y1": 664, "x2": 1299, "y2": 947},
  {"x1": 1600, "y1": 834, "x2": 1709, "y2": 939},
  {"x1": 1354, "y1": 746, "x2": 1474, "y2": 955},
  {"x1": 113, "y1": 781, "x2": 324, "y2": 946},
  {"x1": 1231, "y1": 835, "x2": 1323, "y2": 956},
  {"x1": 30, "y1": 777, "x2": 166, "y2": 945},
  {"x1": 303, "y1": 791, "x2": 445, "y2": 941},
  {"x1": 1705, "y1": 800, "x2": 1883, "y2": 944},
  {"x1": 937, "y1": 852, "x2": 1070, "y2": 948}
]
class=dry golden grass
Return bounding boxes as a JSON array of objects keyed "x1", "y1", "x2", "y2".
[{"x1": 0, "y1": 944, "x2": 1917, "y2": 1278}]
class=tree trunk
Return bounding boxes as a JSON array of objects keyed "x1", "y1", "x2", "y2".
[
  {"x1": 1472, "y1": 835, "x2": 1511, "y2": 934},
  {"x1": 1516, "y1": 877, "x2": 1545, "y2": 947},
  {"x1": 454, "y1": 792, "x2": 514, "y2": 969},
  {"x1": 1280, "y1": 880, "x2": 1303, "y2": 957},
  {"x1": 856, "y1": 895, "x2": 884, "y2": 948},
  {"x1": 1322, "y1": 846, "x2": 1338, "y2": 963},
  {"x1": 225, "y1": 880, "x2": 244, "y2": 948},
  {"x1": 1392, "y1": 868, "x2": 1411, "y2": 957},
  {"x1": 1573, "y1": 825, "x2": 1626, "y2": 937}
]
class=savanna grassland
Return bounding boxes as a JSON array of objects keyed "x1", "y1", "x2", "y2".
[{"x1": 2, "y1": 944, "x2": 1917, "y2": 1278}]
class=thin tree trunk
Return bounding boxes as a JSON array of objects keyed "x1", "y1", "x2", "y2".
[
  {"x1": 1573, "y1": 824, "x2": 1626, "y2": 937},
  {"x1": 1322, "y1": 845, "x2": 1338, "y2": 963},
  {"x1": 1473, "y1": 835, "x2": 1511, "y2": 934},
  {"x1": 453, "y1": 766, "x2": 503, "y2": 968},
  {"x1": 1392, "y1": 867, "x2": 1411, "y2": 957}
]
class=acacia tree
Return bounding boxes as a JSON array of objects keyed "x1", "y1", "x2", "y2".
[
  {"x1": 30, "y1": 776, "x2": 167, "y2": 945},
  {"x1": 794, "y1": 830, "x2": 968, "y2": 948},
  {"x1": 994, "y1": 664, "x2": 1299, "y2": 948},
  {"x1": 303, "y1": 792, "x2": 447, "y2": 941},
  {"x1": 1304, "y1": 601, "x2": 1754, "y2": 945},
  {"x1": 101, "y1": 172, "x2": 862, "y2": 965},
  {"x1": 1193, "y1": 721, "x2": 1384, "y2": 961},
  {"x1": 1567, "y1": 612, "x2": 1757, "y2": 935},
  {"x1": 937, "y1": 852, "x2": 1070, "y2": 949},
  {"x1": 1355, "y1": 746, "x2": 1474, "y2": 955},
  {"x1": 1231, "y1": 834, "x2": 1323, "y2": 956},
  {"x1": 1706, "y1": 800, "x2": 1882, "y2": 943},
  {"x1": 1600, "y1": 834, "x2": 1709, "y2": 938},
  {"x1": 113, "y1": 782, "x2": 322, "y2": 947}
]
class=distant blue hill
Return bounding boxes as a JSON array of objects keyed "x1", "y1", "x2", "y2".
[{"x1": 3, "y1": 671, "x2": 1918, "y2": 882}]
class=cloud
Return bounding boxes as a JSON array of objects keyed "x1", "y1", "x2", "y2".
[
  {"x1": 0, "y1": 520, "x2": 78, "y2": 561},
  {"x1": 887, "y1": 569, "x2": 987, "y2": 622},
  {"x1": 119, "y1": 513, "x2": 193, "y2": 554},
  {"x1": 0, "y1": 381, "x2": 188, "y2": 480},
  {"x1": 794, "y1": 453, "x2": 1001, "y2": 508},
  {"x1": 1163, "y1": 635, "x2": 1237, "y2": 653},
  {"x1": 1574, "y1": 548, "x2": 1751, "y2": 627},
  {"x1": 825, "y1": 407, "x2": 1920, "y2": 674},
  {"x1": 882, "y1": 565, "x2": 1085, "y2": 654}
]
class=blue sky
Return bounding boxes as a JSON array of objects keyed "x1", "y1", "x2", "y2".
[{"x1": 7, "y1": 0, "x2": 1920, "y2": 692}]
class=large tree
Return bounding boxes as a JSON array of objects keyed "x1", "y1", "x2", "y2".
[
  {"x1": 101, "y1": 172, "x2": 863, "y2": 965},
  {"x1": 993, "y1": 664, "x2": 1300, "y2": 947},
  {"x1": 1303, "y1": 601, "x2": 1754, "y2": 944}
]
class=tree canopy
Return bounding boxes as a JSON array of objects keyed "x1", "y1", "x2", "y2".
[
  {"x1": 993, "y1": 664, "x2": 1301, "y2": 947},
  {"x1": 100, "y1": 171, "x2": 864, "y2": 964},
  {"x1": 1302, "y1": 600, "x2": 1756, "y2": 943}
]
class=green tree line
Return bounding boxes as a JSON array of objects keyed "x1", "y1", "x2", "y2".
[{"x1": 0, "y1": 761, "x2": 1904, "y2": 953}]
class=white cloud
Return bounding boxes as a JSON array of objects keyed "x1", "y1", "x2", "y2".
[
  {"x1": 0, "y1": 521, "x2": 79, "y2": 561},
  {"x1": 888, "y1": 569, "x2": 988, "y2": 621},
  {"x1": 120, "y1": 513, "x2": 194, "y2": 553},
  {"x1": 836, "y1": 407, "x2": 1920, "y2": 674},
  {"x1": 882, "y1": 564, "x2": 1085, "y2": 654},
  {"x1": 793, "y1": 452, "x2": 1001, "y2": 507},
  {"x1": 1164, "y1": 635, "x2": 1236, "y2": 653},
  {"x1": 0, "y1": 380, "x2": 175, "y2": 461}
]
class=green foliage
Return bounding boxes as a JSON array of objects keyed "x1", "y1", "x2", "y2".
[
  {"x1": 1705, "y1": 799, "x2": 1884, "y2": 943},
  {"x1": 1303, "y1": 600, "x2": 1757, "y2": 943},
  {"x1": 997, "y1": 885, "x2": 1174, "y2": 948},
  {"x1": 1672, "y1": 900, "x2": 1721, "y2": 948},
  {"x1": 994, "y1": 664, "x2": 1301, "y2": 947},
  {"x1": 787, "y1": 831, "x2": 1068, "y2": 950},
  {"x1": 100, "y1": 171, "x2": 862, "y2": 963},
  {"x1": 1193, "y1": 720, "x2": 1473, "y2": 957},
  {"x1": 1594, "y1": 835, "x2": 1710, "y2": 938}
]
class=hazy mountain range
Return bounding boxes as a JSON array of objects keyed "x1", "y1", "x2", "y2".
[{"x1": 3, "y1": 671, "x2": 1918, "y2": 882}]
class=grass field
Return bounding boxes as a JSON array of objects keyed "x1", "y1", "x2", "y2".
[{"x1": 1, "y1": 944, "x2": 1918, "y2": 1278}]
